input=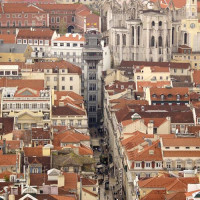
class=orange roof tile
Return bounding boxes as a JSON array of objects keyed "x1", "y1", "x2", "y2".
[
  {"x1": 141, "y1": 190, "x2": 166, "y2": 200},
  {"x1": 127, "y1": 141, "x2": 162, "y2": 162},
  {"x1": 0, "y1": 34, "x2": 15, "y2": 44},
  {"x1": 162, "y1": 138, "x2": 200, "y2": 146},
  {"x1": 1, "y1": 3, "x2": 46, "y2": 13},
  {"x1": 163, "y1": 151, "x2": 200, "y2": 157},
  {"x1": 193, "y1": 70, "x2": 200, "y2": 85},
  {"x1": 17, "y1": 29, "x2": 54, "y2": 39},
  {"x1": 0, "y1": 151, "x2": 17, "y2": 166},
  {"x1": 23, "y1": 146, "x2": 43, "y2": 157},
  {"x1": 0, "y1": 78, "x2": 44, "y2": 90}
]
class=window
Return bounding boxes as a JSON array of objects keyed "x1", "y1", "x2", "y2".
[
  {"x1": 89, "y1": 106, "x2": 96, "y2": 112},
  {"x1": 177, "y1": 162, "x2": 182, "y2": 169},
  {"x1": 159, "y1": 21, "x2": 162, "y2": 26},
  {"x1": 61, "y1": 120, "x2": 65, "y2": 126},
  {"x1": 117, "y1": 34, "x2": 120, "y2": 45},
  {"x1": 62, "y1": 86, "x2": 65, "y2": 90},
  {"x1": 151, "y1": 36, "x2": 155, "y2": 47},
  {"x1": 17, "y1": 39, "x2": 22, "y2": 44},
  {"x1": 70, "y1": 120, "x2": 73, "y2": 126},
  {"x1": 67, "y1": 43, "x2": 70, "y2": 47},
  {"x1": 34, "y1": 40, "x2": 38, "y2": 45},
  {"x1": 72, "y1": 16, "x2": 75, "y2": 22},
  {"x1": 89, "y1": 83, "x2": 96, "y2": 91},
  {"x1": 135, "y1": 162, "x2": 141, "y2": 168},
  {"x1": 78, "y1": 120, "x2": 81, "y2": 125},
  {"x1": 54, "y1": 86, "x2": 57, "y2": 90},
  {"x1": 6, "y1": 14, "x2": 10, "y2": 18},
  {"x1": 145, "y1": 162, "x2": 151, "y2": 168},
  {"x1": 70, "y1": 86, "x2": 73, "y2": 90},
  {"x1": 73, "y1": 43, "x2": 77, "y2": 47},
  {"x1": 158, "y1": 36, "x2": 162, "y2": 47},
  {"x1": 54, "y1": 43, "x2": 57, "y2": 46},
  {"x1": 156, "y1": 162, "x2": 162, "y2": 168},
  {"x1": 186, "y1": 147, "x2": 190, "y2": 149},
  {"x1": 166, "y1": 162, "x2": 171, "y2": 169},
  {"x1": 70, "y1": 77, "x2": 73, "y2": 81},
  {"x1": 53, "y1": 120, "x2": 57, "y2": 126},
  {"x1": 152, "y1": 21, "x2": 155, "y2": 27},
  {"x1": 56, "y1": 17, "x2": 60, "y2": 23},
  {"x1": 54, "y1": 77, "x2": 57, "y2": 81},
  {"x1": 175, "y1": 147, "x2": 179, "y2": 149},
  {"x1": 165, "y1": 147, "x2": 170, "y2": 149},
  {"x1": 89, "y1": 94, "x2": 96, "y2": 101},
  {"x1": 32, "y1": 103, "x2": 37, "y2": 109},
  {"x1": 62, "y1": 77, "x2": 65, "y2": 81}
]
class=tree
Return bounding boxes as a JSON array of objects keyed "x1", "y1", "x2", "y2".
[{"x1": 59, "y1": 19, "x2": 67, "y2": 35}]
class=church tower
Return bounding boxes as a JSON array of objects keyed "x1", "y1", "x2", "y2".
[{"x1": 186, "y1": 0, "x2": 197, "y2": 18}]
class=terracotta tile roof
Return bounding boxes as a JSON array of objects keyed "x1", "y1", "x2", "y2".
[
  {"x1": 188, "y1": 126, "x2": 200, "y2": 135},
  {"x1": 0, "y1": 140, "x2": 20, "y2": 150},
  {"x1": 137, "y1": 81, "x2": 171, "y2": 92},
  {"x1": 14, "y1": 87, "x2": 40, "y2": 97},
  {"x1": 143, "y1": 118, "x2": 167, "y2": 127},
  {"x1": 185, "y1": 189, "x2": 200, "y2": 197},
  {"x1": 54, "y1": 33, "x2": 85, "y2": 42},
  {"x1": 31, "y1": 128, "x2": 51, "y2": 140},
  {"x1": 82, "y1": 188, "x2": 98, "y2": 197},
  {"x1": 23, "y1": 146, "x2": 43, "y2": 157},
  {"x1": 0, "y1": 34, "x2": 15, "y2": 44},
  {"x1": 165, "y1": 192, "x2": 186, "y2": 200},
  {"x1": 162, "y1": 138, "x2": 200, "y2": 146},
  {"x1": 3, "y1": 0, "x2": 55, "y2": 3},
  {"x1": 111, "y1": 99, "x2": 148, "y2": 110},
  {"x1": 135, "y1": 65, "x2": 170, "y2": 73},
  {"x1": 19, "y1": 60, "x2": 82, "y2": 75},
  {"x1": 82, "y1": 178, "x2": 97, "y2": 186},
  {"x1": 63, "y1": 172, "x2": 78, "y2": 192},
  {"x1": 163, "y1": 151, "x2": 200, "y2": 157},
  {"x1": 17, "y1": 29, "x2": 54, "y2": 39},
  {"x1": 141, "y1": 190, "x2": 166, "y2": 200},
  {"x1": 105, "y1": 80, "x2": 136, "y2": 92},
  {"x1": 0, "y1": 171, "x2": 13, "y2": 179},
  {"x1": 150, "y1": 87, "x2": 189, "y2": 101},
  {"x1": 0, "y1": 151, "x2": 17, "y2": 166},
  {"x1": 53, "y1": 130, "x2": 90, "y2": 146},
  {"x1": 127, "y1": 140, "x2": 162, "y2": 162},
  {"x1": 120, "y1": 60, "x2": 190, "y2": 69},
  {"x1": 38, "y1": 3, "x2": 81, "y2": 11},
  {"x1": 30, "y1": 173, "x2": 57, "y2": 186},
  {"x1": 79, "y1": 144, "x2": 93, "y2": 155},
  {"x1": 52, "y1": 105, "x2": 86, "y2": 116},
  {"x1": 0, "y1": 117, "x2": 14, "y2": 135},
  {"x1": 193, "y1": 70, "x2": 200, "y2": 85},
  {"x1": 0, "y1": 78, "x2": 44, "y2": 90},
  {"x1": 139, "y1": 176, "x2": 198, "y2": 191},
  {"x1": 1, "y1": 3, "x2": 46, "y2": 13}
]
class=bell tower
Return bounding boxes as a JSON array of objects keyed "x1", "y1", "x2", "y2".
[{"x1": 186, "y1": 0, "x2": 197, "y2": 18}]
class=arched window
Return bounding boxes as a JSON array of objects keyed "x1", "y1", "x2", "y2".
[
  {"x1": 123, "y1": 34, "x2": 126, "y2": 46},
  {"x1": 152, "y1": 21, "x2": 155, "y2": 27},
  {"x1": 158, "y1": 36, "x2": 162, "y2": 47},
  {"x1": 184, "y1": 33, "x2": 187, "y2": 44},
  {"x1": 151, "y1": 36, "x2": 155, "y2": 47},
  {"x1": 117, "y1": 34, "x2": 120, "y2": 45},
  {"x1": 159, "y1": 21, "x2": 162, "y2": 26}
]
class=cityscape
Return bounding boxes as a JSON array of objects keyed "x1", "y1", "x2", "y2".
[{"x1": 0, "y1": 0, "x2": 199, "y2": 199}]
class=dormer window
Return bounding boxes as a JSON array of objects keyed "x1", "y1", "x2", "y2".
[
  {"x1": 161, "y1": 94, "x2": 164, "y2": 99},
  {"x1": 177, "y1": 94, "x2": 180, "y2": 100},
  {"x1": 185, "y1": 94, "x2": 188, "y2": 98},
  {"x1": 168, "y1": 94, "x2": 172, "y2": 98},
  {"x1": 121, "y1": 85, "x2": 124, "y2": 89},
  {"x1": 152, "y1": 94, "x2": 157, "y2": 98}
]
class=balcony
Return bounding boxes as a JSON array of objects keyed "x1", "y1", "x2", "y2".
[{"x1": 83, "y1": 55, "x2": 102, "y2": 61}]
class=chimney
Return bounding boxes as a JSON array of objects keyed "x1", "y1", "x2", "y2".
[
  {"x1": 147, "y1": 122, "x2": 154, "y2": 134},
  {"x1": 2, "y1": 139, "x2": 6, "y2": 154},
  {"x1": 58, "y1": 173, "x2": 65, "y2": 187}
]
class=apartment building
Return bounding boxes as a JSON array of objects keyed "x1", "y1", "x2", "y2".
[
  {"x1": 20, "y1": 60, "x2": 82, "y2": 94},
  {"x1": 51, "y1": 33, "x2": 85, "y2": 66},
  {"x1": 52, "y1": 91, "x2": 88, "y2": 133},
  {"x1": 1, "y1": 87, "x2": 51, "y2": 130},
  {"x1": 16, "y1": 29, "x2": 58, "y2": 60}
]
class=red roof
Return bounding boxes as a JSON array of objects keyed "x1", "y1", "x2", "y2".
[
  {"x1": 0, "y1": 151, "x2": 17, "y2": 166},
  {"x1": 0, "y1": 34, "x2": 15, "y2": 44},
  {"x1": 23, "y1": 146, "x2": 43, "y2": 157},
  {"x1": 193, "y1": 70, "x2": 200, "y2": 85},
  {"x1": 54, "y1": 34, "x2": 85, "y2": 42},
  {"x1": 17, "y1": 29, "x2": 54, "y2": 39}
]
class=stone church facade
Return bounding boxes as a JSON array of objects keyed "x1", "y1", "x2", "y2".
[{"x1": 101, "y1": 0, "x2": 198, "y2": 66}]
